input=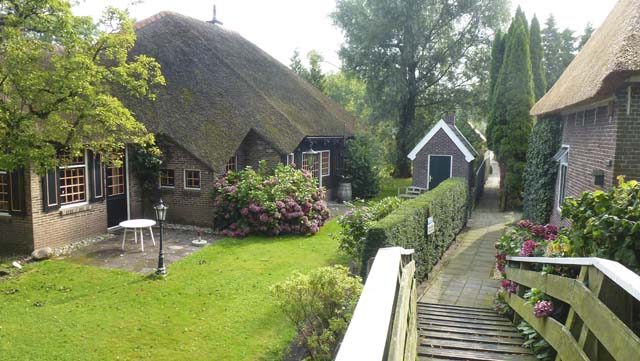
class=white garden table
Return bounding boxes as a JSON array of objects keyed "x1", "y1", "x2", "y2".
[{"x1": 120, "y1": 219, "x2": 156, "y2": 252}]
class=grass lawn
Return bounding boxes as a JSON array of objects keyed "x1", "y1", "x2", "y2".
[
  {"x1": 0, "y1": 220, "x2": 345, "y2": 361},
  {"x1": 368, "y1": 177, "x2": 413, "y2": 203}
]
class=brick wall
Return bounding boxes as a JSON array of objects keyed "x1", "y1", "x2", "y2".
[
  {"x1": 412, "y1": 129, "x2": 471, "y2": 189},
  {"x1": 613, "y1": 83, "x2": 640, "y2": 181},
  {"x1": 550, "y1": 103, "x2": 617, "y2": 225},
  {"x1": 238, "y1": 130, "x2": 282, "y2": 170},
  {"x1": 0, "y1": 170, "x2": 34, "y2": 254}
]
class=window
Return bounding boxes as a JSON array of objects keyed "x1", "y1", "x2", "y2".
[
  {"x1": 59, "y1": 154, "x2": 87, "y2": 205},
  {"x1": 159, "y1": 169, "x2": 175, "y2": 188},
  {"x1": 554, "y1": 146, "x2": 569, "y2": 209},
  {"x1": 302, "y1": 153, "x2": 320, "y2": 179},
  {"x1": 320, "y1": 151, "x2": 330, "y2": 176},
  {"x1": 0, "y1": 171, "x2": 8, "y2": 212},
  {"x1": 286, "y1": 153, "x2": 295, "y2": 166},
  {"x1": 184, "y1": 169, "x2": 201, "y2": 190},
  {"x1": 226, "y1": 156, "x2": 237, "y2": 172},
  {"x1": 107, "y1": 166, "x2": 126, "y2": 196}
]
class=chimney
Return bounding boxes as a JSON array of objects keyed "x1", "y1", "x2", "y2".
[
  {"x1": 444, "y1": 111, "x2": 456, "y2": 127},
  {"x1": 207, "y1": 5, "x2": 224, "y2": 25}
]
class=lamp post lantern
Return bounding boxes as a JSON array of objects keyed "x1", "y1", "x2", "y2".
[{"x1": 154, "y1": 200, "x2": 168, "y2": 275}]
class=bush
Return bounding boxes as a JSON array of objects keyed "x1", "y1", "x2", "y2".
[
  {"x1": 271, "y1": 266, "x2": 363, "y2": 361},
  {"x1": 212, "y1": 163, "x2": 330, "y2": 236},
  {"x1": 562, "y1": 176, "x2": 640, "y2": 272},
  {"x1": 361, "y1": 178, "x2": 468, "y2": 280},
  {"x1": 344, "y1": 135, "x2": 384, "y2": 199},
  {"x1": 335, "y1": 197, "x2": 403, "y2": 262},
  {"x1": 522, "y1": 116, "x2": 562, "y2": 224}
]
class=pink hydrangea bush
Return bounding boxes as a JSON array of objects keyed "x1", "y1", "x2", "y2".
[
  {"x1": 533, "y1": 300, "x2": 554, "y2": 318},
  {"x1": 212, "y1": 163, "x2": 330, "y2": 237}
]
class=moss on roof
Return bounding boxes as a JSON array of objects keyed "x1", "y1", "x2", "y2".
[
  {"x1": 123, "y1": 12, "x2": 356, "y2": 171},
  {"x1": 531, "y1": 0, "x2": 640, "y2": 116}
]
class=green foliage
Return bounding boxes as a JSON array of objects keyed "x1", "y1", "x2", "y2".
[
  {"x1": 489, "y1": 30, "x2": 506, "y2": 103},
  {"x1": 324, "y1": 72, "x2": 372, "y2": 122},
  {"x1": 530, "y1": 16, "x2": 548, "y2": 101},
  {"x1": 488, "y1": 13, "x2": 534, "y2": 209},
  {"x1": 290, "y1": 49, "x2": 326, "y2": 91},
  {"x1": 212, "y1": 164, "x2": 330, "y2": 236},
  {"x1": 578, "y1": 23, "x2": 595, "y2": 50},
  {"x1": 561, "y1": 177, "x2": 640, "y2": 272},
  {"x1": 335, "y1": 197, "x2": 403, "y2": 262},
  {"x1": 344, "y1": 135, "x2": 384, "y2": 199},
  {"x1": 271, "y1": 265, "x2": 363, "y2": 361},
  {"x1": 0, "y1": 1, "x2": 165, "y2": 172},
  {"x1": 517, "y1": 321, "x2": 553, "y2": 361},
  {"x1": 542, "y1": 15, "x2": 576, "y2": 88},
  {"x1": 494, "y1": 221, "x2": 568, "y2": 260},
  {"x1": 333, "y1": 0, "x2": 509, "y2": 177},
  {"x1": 362, "y1": 178, "x2": 468, "y2": 280},
  {"x1": 523, "y1": 116, "x2": 563, "y2": 223},
  {"x1": 129, "y1": 143, "x2": 163, "y2": 193}
]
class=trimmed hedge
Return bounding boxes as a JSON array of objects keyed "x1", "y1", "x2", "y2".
[{"x1": 361, "y1": 178, "x2": 469, "y2": 280}]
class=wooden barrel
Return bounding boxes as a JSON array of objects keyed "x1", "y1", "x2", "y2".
[{"x1": 337, "y1": 182, "x2": 352, "y2": 202}]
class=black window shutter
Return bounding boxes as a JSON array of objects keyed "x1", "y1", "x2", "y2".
[
  {"x1": 42, "y1": 168, "x2": 60, "y2": 212},
  {"x1": 88, "y1": 151, "x2": 104, "y2": 202},
  {"x1": 9, "y1": 168, "x2": 26, "y2": 215}
]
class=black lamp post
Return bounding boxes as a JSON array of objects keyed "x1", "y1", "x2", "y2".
[{"x1": 154, "y1": 200, "x2": 168, "y2": 275}]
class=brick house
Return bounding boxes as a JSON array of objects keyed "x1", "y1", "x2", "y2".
[
  {"x1": 0, "y1": 12, "x2": 355, "y2": 255},
  {"x1": 530, "y1": 0, "x2": 640, "y2": 226},
  {"x1": 408, "y1": 113, "x2": 478, "y2": 190}
]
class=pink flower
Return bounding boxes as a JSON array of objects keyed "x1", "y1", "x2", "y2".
[
  {"x1": 545, "y1": 224, "x2": 558, "y2": 235},
  {"x1": 519, "y1": 240, "x2": 538, "y2": 257},
  {"x1": 533, "y1": 300, "x2": 554, "y2": 318},
  {"x1": 517, "y1": 220, "x2": 532, "y2": 229},
  {"x1": 240, "y1": 208, "x2": 249, "y2": 216},
  {"x1": 531, "y1": 225, "x2": 546, "y2": 238}
]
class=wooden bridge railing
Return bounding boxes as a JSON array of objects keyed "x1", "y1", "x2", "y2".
[
  {"x1": 505, "y1": 256, "x2": 640, "y2": 361},
  {"x1": 336, "y1": 247, "x2": 418, "y2": 361}
]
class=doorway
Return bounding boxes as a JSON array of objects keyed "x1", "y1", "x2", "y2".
[
  {"x1": 428, "y1": 155, "x2": 452, "y2": 190},
  {"x1": 106, "y1": 163, "x2": 127, "y2": 228}
]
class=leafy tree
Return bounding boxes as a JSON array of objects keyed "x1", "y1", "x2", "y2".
[
  {"x1": 578, "y1": 22, "x2": 595, "y2": 50},
  {"x1": 0, "y1": 0, "x2": 165, "y2": 172},
  {"x1": 289, "y1": 49, "x2": 325, "y2": 91},
  {"x1": 332, "y1": 0, "x2": 509, "y2": 177},
  {"x1": 344, "y1": 134, "x2": 384, "y2": 199},
  {"x1": 489, "y1": 14, "x2": 534, "y2": 209},
  {"x1": 522, "y1": 116, "x2": 562, "y2": 223},
  {"x1": 324, "y1": 72, "x2": 372, "y2": 122},
  {"x1": 530, "y1": 16, "x2": 547, "y2": 100}
]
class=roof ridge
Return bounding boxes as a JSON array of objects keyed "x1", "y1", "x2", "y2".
[{"x1": 134, "y1": 11, "x2": 175, "y2": 30}]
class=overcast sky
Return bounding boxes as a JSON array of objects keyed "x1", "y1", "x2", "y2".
[{"x1": 73, "y1": 0, "x2": 619, "y2": 72}]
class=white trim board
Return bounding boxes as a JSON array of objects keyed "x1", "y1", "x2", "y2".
[{"x1": 407, "y1": 119, "x2": 475, "y2": 162}]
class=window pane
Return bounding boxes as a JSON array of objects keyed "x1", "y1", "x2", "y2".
[
  {"x1": 0, "y1": 173, "x2": 9, "y2": 211},
  {"x1": 107, "y1": 166, "x2": 126, "y2": 196},
  {"x1": 321, "y1": 151, "x2": 330, "y2": 176},
  {"x1": 185, "y1": 170, "x2": 201, "y2": 189},
  {"x1": 226, "y1": 156, "x2": 237, "y2": 172},
  {"x1": 303, "y1": 154, "x2": 320, "y2": 179},
  {"x1": 160, "y1": 169, "x2": 175, "y2": 187},
  {"x1": 60, "y1": 167, "x2": 86, "y2": 204}
]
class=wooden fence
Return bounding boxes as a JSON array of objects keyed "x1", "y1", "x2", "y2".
[
  {"x1": 504, "y1": 256, "x2": 640, "y2": 361},
  {"x1": 336, "y1": 247, "x2": 418, "y2": 361}
]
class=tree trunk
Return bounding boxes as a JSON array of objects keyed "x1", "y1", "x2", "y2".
[
  {"x1": 394, "y1": 65, "x2": 417, "y2": 179},
  {"x1": 499, "y1": 161, "x2": 507, "y2": 211}
]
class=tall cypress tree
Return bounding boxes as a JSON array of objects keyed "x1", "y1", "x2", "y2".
[
  {"x1": 490, "y1": 15, "x2": 535, "y2": 209},
  {"x1": 489, "y1": 31, "x2": 505, "y2": 103},
  {"x1": 530, "y1": 16, "x2": 547, "y2": 100}
]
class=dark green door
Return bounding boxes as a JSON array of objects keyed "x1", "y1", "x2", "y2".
[{"x1": 428, "y1": 155, "x2": 451, "y2": 190}]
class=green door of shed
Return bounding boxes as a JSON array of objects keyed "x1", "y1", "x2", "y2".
[{"x1": 428, "y1": 155, "x2": 452, "y2": 190}]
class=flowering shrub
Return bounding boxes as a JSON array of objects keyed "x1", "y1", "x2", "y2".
[
  {"x1": 212, "y1": 163, "x2": 330, "y2": 237},
  {"x1": 533, "y1": 300, "x2": 554, "y2": 318},
  {"x1": 495, "y1": 220, "x2": 566, "y2": 262},
  {"x1": 335, "y1": 197, "x2": 403, "y2": 261}
]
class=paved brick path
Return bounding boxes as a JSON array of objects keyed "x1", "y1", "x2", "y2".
[{"x1": 419, "y1": 159, "x2": 519, "y2": 308}]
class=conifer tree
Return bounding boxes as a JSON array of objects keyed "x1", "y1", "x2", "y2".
[
  {"x1": 489, "y1": 31, "x2": 506, "y2": 102},
  {"x1": 530, "y1": 16, "x2": 547, "y2": 100},
  {"x1": 490, "y1": 15, "x2": 535, "y2": 209}
]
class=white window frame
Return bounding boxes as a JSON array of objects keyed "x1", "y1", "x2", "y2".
[
  {"x1": 226, "y1": 155, "x2": 238, "y2": 172},
  {"x1": 286, "y1": 153, "x2": 295, "y2": 166},
  {"x1": 557, "y1": 146, "x2": 570, "y2": 210},
  {"x1": 184, "y1": 169, "x2": 202, "y2": 190},
  {"x1": 159, "y1": 168, "x2": 176, "y2": 189},
  {"x1": 59, "y1": 150, "x2": 89, "y2": 209},
  {"x1": 320, "y1": 150, "x2": 330, "y2": 177},
  {"x1": 426, "y1": 154, "x2": 453, "y2": 190}
]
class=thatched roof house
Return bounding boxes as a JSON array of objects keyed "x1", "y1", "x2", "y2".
[
  {"x1": 127, "y1": 11, "x2": 355, "y2": 172},
  {"x1": 531, "y1": 0, "x2": 640, "y2": 116},
  {"x1": 530, "y1": 0, "x2": 640, "y2": 227}
]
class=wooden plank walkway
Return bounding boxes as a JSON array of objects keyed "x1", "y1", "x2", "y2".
[{"x1": 417, "y1": 303, "x2": 535, "y2": 360}]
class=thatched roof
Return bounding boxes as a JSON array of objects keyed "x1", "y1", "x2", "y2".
[
  {"x1": 531, "y1": 0, "x2": 640, "y2": 116},
  {"x1": 125, "y1": 12, "x2": 355, "y2": 170}
]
